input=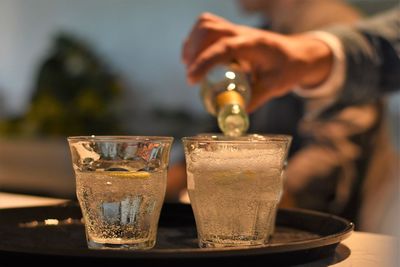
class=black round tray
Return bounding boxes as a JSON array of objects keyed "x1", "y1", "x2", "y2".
[{"x1": 0, "y1": 202, "x2": 353, "y2": 266}]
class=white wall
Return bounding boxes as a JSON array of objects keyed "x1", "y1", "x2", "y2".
[{"x1": 0, "y1": 0, "x2": 260, "y2": 116}]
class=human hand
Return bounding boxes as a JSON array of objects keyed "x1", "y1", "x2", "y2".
[{"x1": 182, "y1": 12, "x2": 333, "y2": 112}]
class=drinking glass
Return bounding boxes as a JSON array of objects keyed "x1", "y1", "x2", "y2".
[
  {"x1": 182, "y1": 134, "x2": 291, "y2": 248},
  {"x1": 68, "y1": 136, "x2": 173, "y2": 250}
]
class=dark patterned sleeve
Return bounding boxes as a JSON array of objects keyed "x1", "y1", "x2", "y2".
[{"x1": 326, "y1": 8, "x2": 400, "y2": 107}]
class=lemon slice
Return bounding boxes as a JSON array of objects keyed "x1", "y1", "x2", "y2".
[
  {"x1": 213, "y1": 170, "x2": 257, "y2": 179},
  {"x1": 103, "y1": 171, "x2": 150, "y2": 179},
  {"x1": 213, "y1": 170, "x2": 257, "y2": 185},
  {"x1": 242, "y1": 170, "x2": 258, "y2": 178}
]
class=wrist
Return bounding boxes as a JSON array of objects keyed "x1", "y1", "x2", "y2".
[
  {"x1": 293, "y1": 31, "x2": 346, "y2": 99},
  {"x1": 296, "y1": 36, "x2": 334, "y2": 88}
]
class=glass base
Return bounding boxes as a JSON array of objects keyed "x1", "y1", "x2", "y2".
[
  {"x1": 87, "y1": 239, "x2": 155, "y2": 250},
  {"x1": 199, "y1": 237, "x2": 269, "y2": 248}
]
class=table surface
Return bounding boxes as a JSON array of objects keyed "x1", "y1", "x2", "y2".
[{"x1": 0, "y1": 192, "x2": 398, "y2": 267}]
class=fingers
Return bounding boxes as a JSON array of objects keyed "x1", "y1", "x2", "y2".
[
  {"x1": 187, "y1": 35, "x2": 254, "y2": 84},
  {"x1": 247, "y1": 86, "x2": 277, "y2": 113},
  {"x1": 247, "y1": 90, "x2": 289, "y2": 113},
  {"x1": 193, "y1": 12, "x2": 227, "y2": 23},
  {"x1": 187, "y1": 38, "x2": 234, "y2": 83},
  {"x1": 182, "y1": 13, "x2": 234, "y2": 67},
  {"x1": 247, "y1": 73, "x2": 293, "y2": 113}
]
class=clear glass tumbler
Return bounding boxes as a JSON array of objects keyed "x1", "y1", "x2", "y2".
[
  {"x1": 182, "y1": 134, "x2": 291, "y2": 248},
  {"x1": 67, "y1": 136, "x2": 173, "y2": 250}
]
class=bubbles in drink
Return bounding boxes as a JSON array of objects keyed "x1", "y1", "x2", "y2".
[
  {"x1": 186, "y1": 148, "x2": 284, "y2": 247},
  {"x1": 75, "y1": 170, "x2": 166, "y2": 248}
]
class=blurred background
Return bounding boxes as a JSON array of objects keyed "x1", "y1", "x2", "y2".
[{"x1": 0, "y1": 0, "x2": 398, "y2": 210}]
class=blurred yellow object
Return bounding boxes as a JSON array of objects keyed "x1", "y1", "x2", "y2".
[
  {"x1": 212, "y1": 170, "x2": 258, "y2": 185},
  {"x1": 102, "y1": 171, "x2": 151, "y2": 179}
]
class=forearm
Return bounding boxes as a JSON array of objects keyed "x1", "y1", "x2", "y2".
[
  {"x1": 293, "y1": 9, "x2": 399, "y2": 120},
  {"x1": 326, "y1": 8, "x2": 400, "y2": 105}
]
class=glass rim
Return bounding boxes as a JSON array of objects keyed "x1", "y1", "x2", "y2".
[
  {"x1": 182, "y1": 134, "x2": 292, "y2": 143},
  {"x1": 67, "y1": 135, "x2": 174, "y2": 142}
]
